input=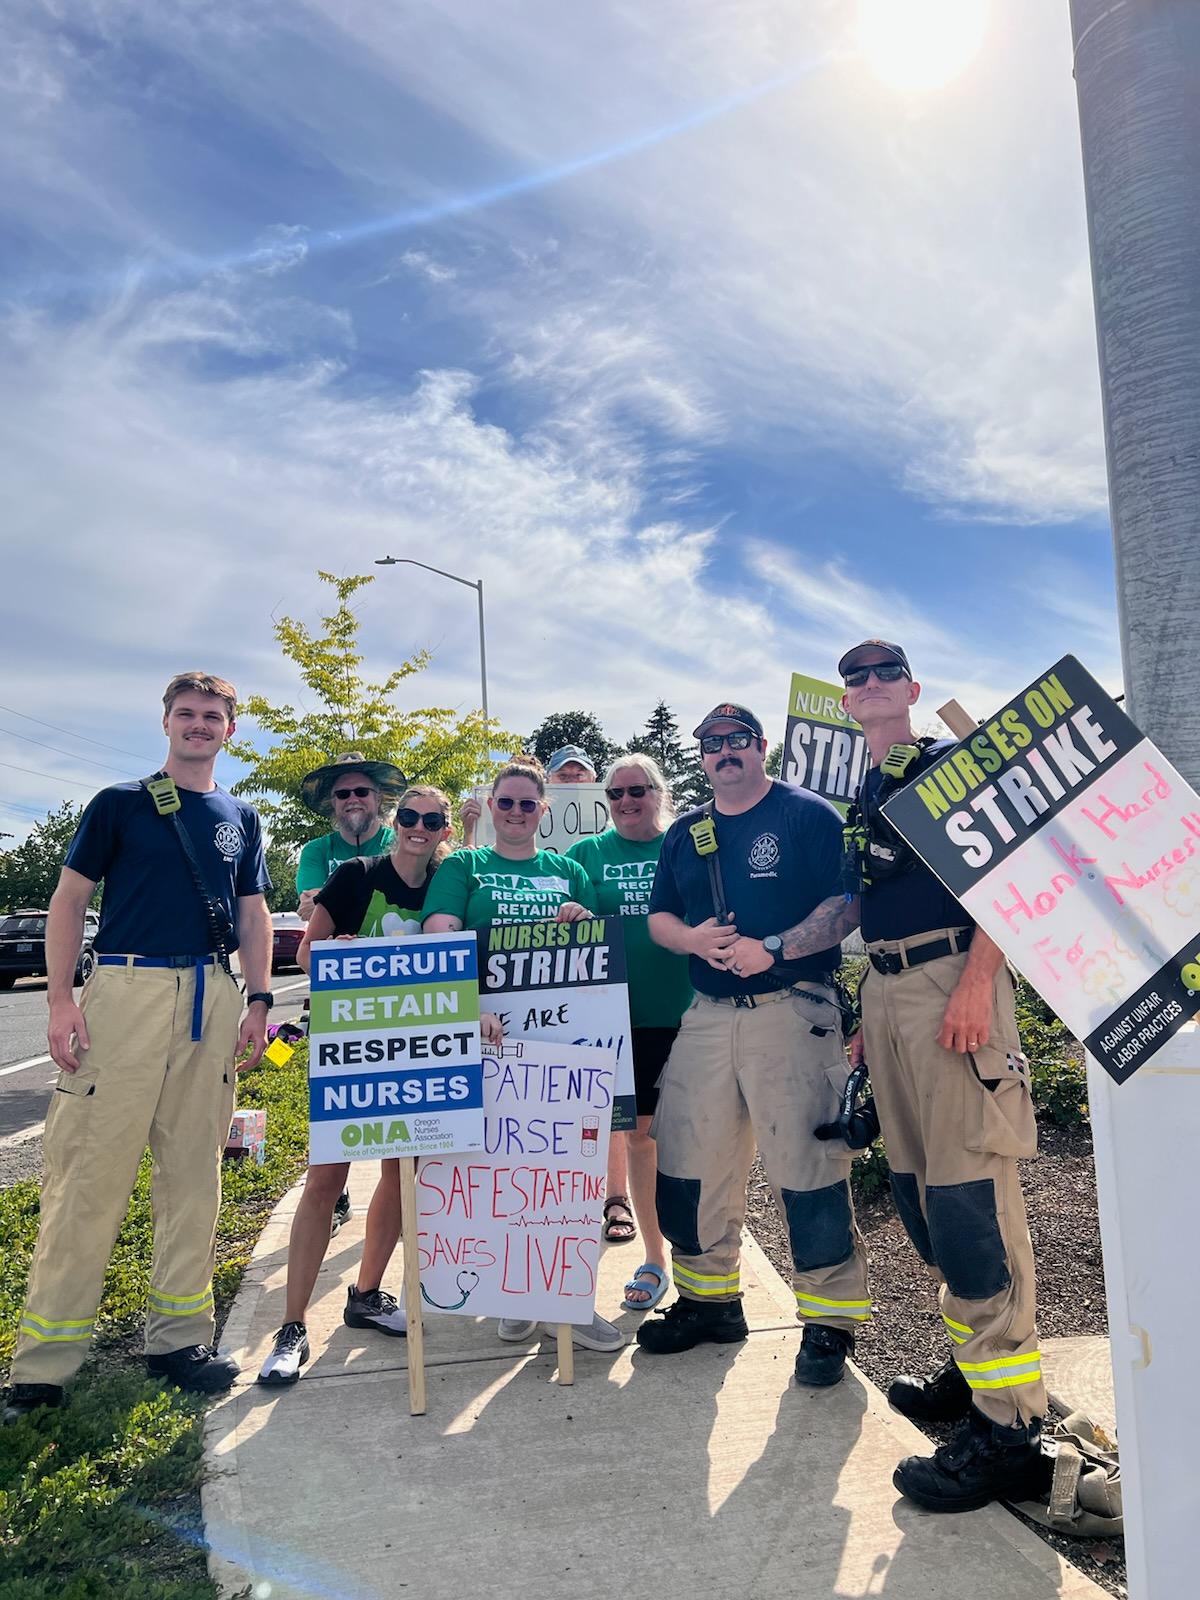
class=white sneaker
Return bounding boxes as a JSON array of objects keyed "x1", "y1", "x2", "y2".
[
  {"x1": 258, "y1": 1321, "x2": 309, "y2": 1385},
  {"x1": 497, "y1": 1318, "x2": 540, "y2": 1342},
  {"x1": 546, "y1": 1313, "x2": 626, "y2": 1352},
  {"x1": 344, "y1": 1286, "x2": 407, "y2": 1336}
]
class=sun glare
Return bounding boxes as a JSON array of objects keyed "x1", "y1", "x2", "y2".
[{"x1": 856, "y1": 0, "x2": 990, "y2": 93}]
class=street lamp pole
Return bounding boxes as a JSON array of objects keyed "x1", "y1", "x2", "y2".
[{"x1": 374, "y1": 557, "x2": 489, "y2": 726}]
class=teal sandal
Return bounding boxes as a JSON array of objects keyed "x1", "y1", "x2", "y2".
[{"x1": 622, "y1": 1262, "x2": 669, "y2": 1312}]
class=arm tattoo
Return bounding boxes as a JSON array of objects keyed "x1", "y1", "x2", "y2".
[{"x1": 781, "y1": 895, "x2": 861, "y2": 959}]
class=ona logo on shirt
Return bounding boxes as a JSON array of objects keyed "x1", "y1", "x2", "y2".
[
  {"x1": 214, "y1": 822, "x2": 244, "y2": 860},
  {"x1": 748, "y1": 832, "x2": 780, "y2": 872}
]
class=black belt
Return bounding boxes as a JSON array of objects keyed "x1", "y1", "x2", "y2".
[{"x1": 868, "y1": 929, "x2": 973, "y2": 975}]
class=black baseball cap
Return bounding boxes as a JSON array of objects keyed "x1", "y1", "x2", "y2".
[
  {"x1": 692, "y1": 702, "x2": 765, "y2": 740},
  {"x1": 837, "y1": 640, "x2": 912, "y2": 679}
]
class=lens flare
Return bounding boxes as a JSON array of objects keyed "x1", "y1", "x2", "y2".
[{"x1": 856, "y1": 0, "x2": 990, "y2": 93}]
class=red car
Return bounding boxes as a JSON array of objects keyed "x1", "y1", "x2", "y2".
[{"x1": 271, "y1": 911, "x2": 305, "y2": 973}]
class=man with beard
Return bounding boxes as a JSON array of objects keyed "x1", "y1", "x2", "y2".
[{"x1": 638, "y1": 704, "x2": 870, "y2": 1386}]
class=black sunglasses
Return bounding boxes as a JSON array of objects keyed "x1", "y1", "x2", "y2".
[
  {"x1": 495, "y1": 796, "x2": 540, "y2": 813},
  {"x1": 699, "y1": 731, "x2": 754, "y2": 754},
  {"x1": 843, "y1": 663, "x2": 909, "y2": 687},
  {"x1": 333, "y1": 785, "x2": 375, "y2": 800},
  {"x1": 606, "y1": 784, "x2": 650, "y2": 800},
  {"x1": 396, "y1": 807, "x2": 448, "y2": 831}
]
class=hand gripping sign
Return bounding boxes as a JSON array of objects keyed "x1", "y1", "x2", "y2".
[{"x1": 881, "y1": 655, "x2": 1200, "y2": 1083}]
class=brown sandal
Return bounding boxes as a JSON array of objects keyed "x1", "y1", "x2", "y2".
[{"x1": 602, "y1": 1194, "x2": 637, "y2": 1243}]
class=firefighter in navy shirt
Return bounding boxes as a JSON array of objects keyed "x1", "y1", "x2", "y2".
[{"x1": 638, "y1": 703, "x2": 870, "y2": 1386}]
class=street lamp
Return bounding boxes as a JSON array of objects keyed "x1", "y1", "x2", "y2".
[{"x1": 373, "y1": 557, "x2": 489, "y2": 726}]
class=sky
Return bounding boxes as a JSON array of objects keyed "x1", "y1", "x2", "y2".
[{"x1": 1, "y1": 0, "x2": 1120, "y2": 844}]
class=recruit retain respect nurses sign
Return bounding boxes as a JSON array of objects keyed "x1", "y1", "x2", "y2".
[{"x1": 881, "y1": 656, "x2": 1200, "y2": 1083}]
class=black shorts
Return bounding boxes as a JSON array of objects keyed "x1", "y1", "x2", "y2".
[{"x1": 631, "y1": 1025, "x2": 679, "y2": 1118}]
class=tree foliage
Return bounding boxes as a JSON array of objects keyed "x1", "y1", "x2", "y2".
[
  {"x1": 0, "y1": 802, "x2": 86, "y2": 911},
  {"x1": 229, "y1": 572, "x2": 514, "y2": 851},
  {"x1": 524, "y1": 711, "x2": 623, "y2": 773},
  {"x1": 625, "y1": 700, "x2": 710, "y2": 811},
  {"x1": 264, "y1": 842, "x2": 298, "y2": 912}
]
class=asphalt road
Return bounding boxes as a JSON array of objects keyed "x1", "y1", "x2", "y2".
[{"x1": 0, "y1": 967, "x2": 311, "y2": 1186}]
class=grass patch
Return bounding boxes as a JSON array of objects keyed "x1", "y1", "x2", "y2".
[{"x1": 1, "y1": 1045, "x2": 311, "y2": 1597}]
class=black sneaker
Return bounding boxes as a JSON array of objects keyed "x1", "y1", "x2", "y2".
[
  {"x1": 635, "y1": 1295, "x2": 748, "y2": 1354},
  {"x1": 888, "y1": 1358, "x2": 972, "y2": 1423},
  {"x1": 331, "y1": 1191, "x2": 352, "y2": 1236},
  {"x1": 794, "y1": 1324, "x2": 853, "y2": 1388},
  {"x1": 2, "y1": 1383, "x2": 64, "y2": 1425},
  {"x1": 257, "y1": 1322, "x2": 310, "y2": 1386},
  {"x1": 893, "y1": 1408, "x2": 1051, "y2": 1513},
  {"x1": 146, "y1": 1344, "x2": 240, "y2": 1394},
  {"x1": 344, "y1": 1286, "x2": 407, "y2": 1337}
]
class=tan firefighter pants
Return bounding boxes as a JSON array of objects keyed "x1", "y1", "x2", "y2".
[
  {"x1": 861, "y1": 928, "x2": 1045, "y2": 1426},
  {"x1": 11, "y1": 960, "x2": 241, "y2": 1386},
  {"x1": 650, "y1": 985, "x2": 871, "y2": 1332}
]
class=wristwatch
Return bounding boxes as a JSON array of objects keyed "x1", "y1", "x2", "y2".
[
  {"x1": 245, "y1": 991, "x2": 274, "y2": 1009},
  {"x1": 762, "y1": 935, "x2": 785, "y2": 966}
]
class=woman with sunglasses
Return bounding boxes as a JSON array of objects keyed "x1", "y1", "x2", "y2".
[
  {"x1": 423, "y1": 759, "x2": 625, "y2": 1353},
  {"x1": 259, "y1": 785, "x2": 485, "y2": 1384},
  {"x1": 566, "y1": 755, "x2": 692, "y2": 1312}
]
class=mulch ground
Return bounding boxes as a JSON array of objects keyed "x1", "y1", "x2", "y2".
[{"x1": 746, "y1": 1120, "x2": 1127, "y2": 1598}]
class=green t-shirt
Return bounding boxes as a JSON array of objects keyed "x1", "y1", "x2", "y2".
[
  {"x1": 296, "y1": 826, "x2": 396, "y2": 893},
  {"x1": 422, "y1": 847, "x2": 596, "y2": 930},
  {"x1": 568, "y1": 829, "x2": 693, "y2": 1028}
]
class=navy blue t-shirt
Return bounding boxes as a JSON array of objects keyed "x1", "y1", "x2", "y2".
[
  {"x1": 66, "y1": 781, "x2": 271, "y2": 957},
  {"x1": 858, "y1": 741, "x2": 973, "y2": 943},
  {"x1": 649, "y1": 781, "x2": 842, "y2": 997}
]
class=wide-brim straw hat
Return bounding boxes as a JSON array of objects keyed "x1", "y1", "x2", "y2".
[{"x1": 300, "y1": 751, "x2": 408, "y2": 817}]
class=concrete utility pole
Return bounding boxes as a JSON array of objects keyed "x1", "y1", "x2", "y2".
[{"x1": 1069, "y1": 5, "x2": 1200, "y2": 1597}]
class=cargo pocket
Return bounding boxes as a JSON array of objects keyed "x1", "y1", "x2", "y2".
[
  {"x1": 54, "y1": 1069, "x2": 97, "y2": 1097},
  {"x1": 790, "y1": 990, "x2": 841, "y2": 1042},
  {"x1": 963, "y1": 1048, "x2": 1037, "y2": 1159}
]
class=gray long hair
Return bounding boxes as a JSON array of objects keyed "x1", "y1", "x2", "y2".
[{"x1": 599, "y1": 753, "x2": 676, "y2": 835}]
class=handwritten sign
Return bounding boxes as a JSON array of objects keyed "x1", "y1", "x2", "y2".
[
  {"x1": 473, "y1": 783, "x2": 610, "y2": 853},
  {"x1": 480, "y1": 918, "x2": 636, "y2": 1131},
  {"x1": 307, "y1": 932, "x2": 485, "y2": 1161},
  {"x1": 416, "y1": 1039, "x2": 616, "y2": 1323},
  {"x1": 780, "y1": 671, "x2": 868, "y2": 816},
  {"x1": 882, "y1": 656, "x2": 1200, "y2": 1083}
]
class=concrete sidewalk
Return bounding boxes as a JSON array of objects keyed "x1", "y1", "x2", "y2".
[{"x1": 203, "y1": 1166, "x2": 1105, "y2": 1600}]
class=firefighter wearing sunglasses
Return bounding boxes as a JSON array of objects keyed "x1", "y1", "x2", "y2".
[
  {"x1": 773, "y1": 642, "x2": 1049, "y2": 1514},
  {"x1": 639, "y1": 702, "x2": 871, "y2": 1387}
]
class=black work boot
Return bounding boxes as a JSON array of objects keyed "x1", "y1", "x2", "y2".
[
  {"x1": 3, "y1": 1383, "x2": 64, "y2": 1425},
  {"x1": 636, "y1": 1296, "x2": 748, "y2": 1354},
  {"x1": 794, "y1": 1324, "x2": 854, "y2": 1388},
  {"x1": 888, "y1": 1358, "x2": 972, "y2": 1423},
  {"x1": 893, "y1": 1407, "x2": 1051, "y2": 1513},
  {"x1": 146, "y1": 1344, "x2": 240, "y2": 1395}
]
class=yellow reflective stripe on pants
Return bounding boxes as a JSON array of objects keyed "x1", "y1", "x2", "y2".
[
  {"x1": 795, "y1": 1291, "x2": 871, "y2": 1321},
  {"x1": 148, "y1": 1296, "x2": 215, "y2": 1318},
  {"x1": 672, "y1": 1263, "x2": 739, "y2": 1295},
  {"x1": 943, "y1": 1314, "x2": 974, "y2": 1343},
  {"x1": 148, "y1": 1288, "x2": 214, "y2": 1309},
  {"x1": 18, "y1": 1321, "x2": 94, "y2": 1343},
  {"x1": 20, "y1": 1311, "x2": 96, "y2": 1332},
  {"x1": 958, "y1": 1349, "x2": 1043, "y2": 1390}
]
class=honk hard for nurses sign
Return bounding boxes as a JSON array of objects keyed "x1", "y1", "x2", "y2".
[
  {"x1": 307, "y1": 931, "x2": 485, "y2": 1162},
  {"x1": 416, "y1": 1038, "x2": 616, "y2": 1324},
  {"x1": 882, "y1": 656, "x2": 1200, "y2": 1084}
]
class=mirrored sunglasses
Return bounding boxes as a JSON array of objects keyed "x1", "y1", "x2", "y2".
[{"x1": 699, "y1": 731, "x2": 754, "y2": 754}]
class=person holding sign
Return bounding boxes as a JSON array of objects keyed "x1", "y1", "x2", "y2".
[
  {"x1": 568, "y1": 755, "x2": 692, "y2": 1310},
  {"x1": 640, "y1": 704, "x2": 870, "y2": 1385},
  {"x1": 259, "y1": 786, "x2": 471, "y2": 1385},
  {"x1": 773, "y1": 642, "x2": 1047, "y2": 1514},
  {"x1": 423, "y1": 758, "x2": 625, "y2": 1354}
]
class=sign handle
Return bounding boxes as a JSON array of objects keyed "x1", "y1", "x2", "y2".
[
  {"x1": 937, "y1": 698, "x2": 978, "y2": 740},
  {"x1": 398, "y1": 1157, "x2": 426, "y2": 1416},
  {"x1": 556, "y1": 1323, "x2": 574, "y2": 1386}
]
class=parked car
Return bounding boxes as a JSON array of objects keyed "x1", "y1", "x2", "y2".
[
  {"x1": 271, "y1": 910, "x2": 305, "y2": 973},
  {"x1": 0, "y1": 908, "x2": 99, "y2": 990}
]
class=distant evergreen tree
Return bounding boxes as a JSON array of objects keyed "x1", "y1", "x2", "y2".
[{"x1": 626, "y1": 701, "x2": 709, "y2": 811}]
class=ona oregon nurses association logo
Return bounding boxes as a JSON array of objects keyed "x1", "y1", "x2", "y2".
[
  {"x1": 214, "y1": 822, "x2": 244, "y2": 860},
  {"x1": 748, "y1": 832, "x2": 780, "y2": 872}
]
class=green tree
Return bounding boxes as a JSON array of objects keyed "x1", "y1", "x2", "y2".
[
  {"x1": 524, "y1": 711, "x2": 622, "y2": 773},
  {"x1": 229, "y1": 572, "x2": 513, "y2": 851},
  {"x1": 625, "y1": 701, "x2": 710, "y2": 810},
  {"x1": 264, "y1": 841, "x2": 298, "y2": 912},
  {"x1": 0, "y1": 802, "x2": 86, "y2": 911}
]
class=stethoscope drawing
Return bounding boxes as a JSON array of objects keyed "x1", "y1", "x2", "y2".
[{"x1": 419, "y1": 1269, "x2": 480, "y2": 1310}]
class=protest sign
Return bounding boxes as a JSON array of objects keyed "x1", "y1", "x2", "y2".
[
  {"x1": 307, "y1": 931, "x2": 485, "y2": 1162},
  {"x1": 780, "y1": 672, "x2": 868, "y2": 815},
  {"x1": 480, "y1": 917, "x2": 636, "y2": 1131},
  {"x1": 416, "y1": 1038, "x2": 616, "y2": 1324},
  {"x1": 882, "y1": 656, "x2": 1200, "y2": 1083},
  {"x1": 472, "y1": 783, "x2": 610, "y2": 853}
]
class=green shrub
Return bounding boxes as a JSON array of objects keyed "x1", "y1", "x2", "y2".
[
  {"x1": 1013, "y1": 978, "x2": 1089, "y2": 1127},
  {"x1": 850, "y1": 1140, "x2": 891, "y2": 1203}
]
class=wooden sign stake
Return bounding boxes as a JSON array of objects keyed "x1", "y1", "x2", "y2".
[
  {"x1": 937, "y1": 698, "x2": 978, "y2": 740},
  {"x1": 399, "y1": 1156, "x2": 426, "y2": 1416},
  {"x1": 556, "y1": 1323, "x2": 574, "y2": 1385}
]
